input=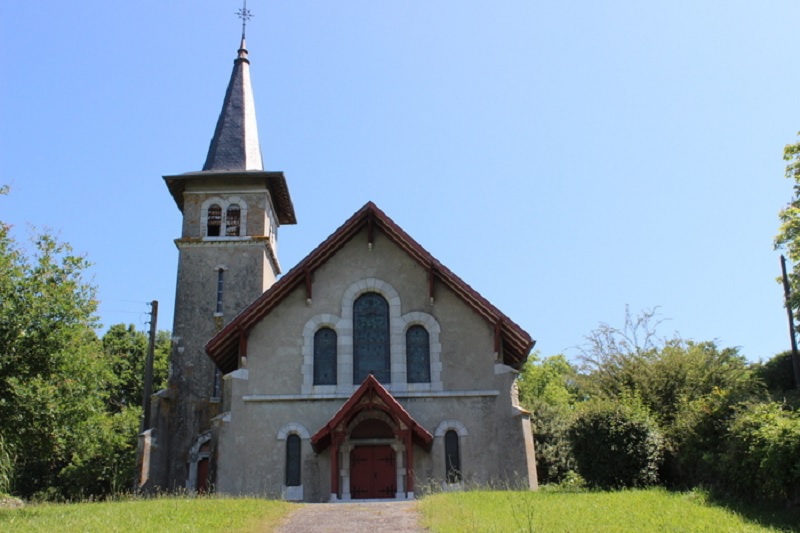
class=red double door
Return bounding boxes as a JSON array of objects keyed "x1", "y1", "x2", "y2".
[{"x1": 350, "y1": 445, "x2": 396, "y2": 499}]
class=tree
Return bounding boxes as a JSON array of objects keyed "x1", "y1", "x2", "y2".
[
  {"x1": 774, "y1": 133, "x2": 800, "y2": 388},
  {"x1": 517, "y1": 353, "x2": 581, "y2": 484},
  {"x1": 102, "y1": 324, "x2": 169, "y2": 413},
  {"x1": 0, "y1": 214, "x2": 112, "y2": 498}
]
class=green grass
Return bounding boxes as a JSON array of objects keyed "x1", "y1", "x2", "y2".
[
  {"x1": 0, "y1": 496, "x2": 294, "y2": 533},
  {"x1": 419, "y1": 488, "x2": 800, "y2": 532}
]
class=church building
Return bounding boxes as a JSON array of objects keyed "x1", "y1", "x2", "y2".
[{"x1": 140, "y1": 30, "x2": 538, "y2": 502}]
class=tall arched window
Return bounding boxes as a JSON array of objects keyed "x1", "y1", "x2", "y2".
[
  {"x1": 225, "y1": 204, "x2": 241, "y2": 236},
  {"x1": 406, "y1": 325, "x2": 430, "y2": 383},
  {"x1": 313, "y1": 327, "x2": 337, "y2": 385},
  {"x1": 285, "y1": 434, "x2": 301, "y2": 487},
  {"x1": 207, "y1": 204, "x2": 222, "y2": 236},
  {"x1": 445, "y1": 430, "x2": 461, "y2": 483},
  {"x1": 353, "y1": 292, "x2": 390, "y2": 383}
]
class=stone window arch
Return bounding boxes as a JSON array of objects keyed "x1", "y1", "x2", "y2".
[
  {"x1": 301, "y1": 314, "x2": 345, "y2": 394},
  {"x1": 276, "y1": 423, "x2": 310, "y2": 501},
  {"x1": 201, "y1": 197, "x2": 248, "y2": 238},
  {"x1": 400, "y1": 311, "x2": 443, "y2": 392}
]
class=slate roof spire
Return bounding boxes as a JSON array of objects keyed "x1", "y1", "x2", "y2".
[{"x1": 202, "y1": 36, "x2": 264, "y2": 171}]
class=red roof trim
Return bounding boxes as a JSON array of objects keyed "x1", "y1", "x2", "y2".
[
  {"x1": 206, "y1": 201, "x2": 535, "y2": 374},
  {"x1": 310, "y1": 375, "x2": 434, "y2": 453}
]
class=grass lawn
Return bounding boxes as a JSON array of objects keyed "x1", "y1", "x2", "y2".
[
  {"x1": 419, "y1": 488, "x2": 799, "y2": 532},
  {"x1": 0, "y1": 496, "x2": 294, "y2": 533}
]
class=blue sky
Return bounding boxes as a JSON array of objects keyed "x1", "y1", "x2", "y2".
[{"x1": 2, "y1": 1, "x2": 799, "y2": 362}]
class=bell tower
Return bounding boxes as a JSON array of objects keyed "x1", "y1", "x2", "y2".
[{"x1": 143, "y1": 31, "x2": 296, "y2": 490}]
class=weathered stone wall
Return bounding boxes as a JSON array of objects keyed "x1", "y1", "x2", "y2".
[{"x1": 215, "y1": 225, "x2": 536, "y2": 500}]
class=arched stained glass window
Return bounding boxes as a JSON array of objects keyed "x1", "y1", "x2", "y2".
[
  {"x1": 285, "y1": 434, "x2": 301, "y2": 486},
  {"x1": 313, "y1": 327, "x2": 337, "y2": 385},
  {"x1": 406, "y1": 325, "x2": 430, "y2": 383},
  {"x1": 353, "y1": 292, "x2": 390, "y2": 383},
  {"x1": 207, "y1": 204, "x2": 222, "y2": 236},
  {"x1": 445, "y1": 430, "x2": 461, "y2": 483},
  {"x1": 225, "y1": 204, "x2": 241, "y2": 236}
]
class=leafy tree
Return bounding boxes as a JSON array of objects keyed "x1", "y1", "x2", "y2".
[
  {"x1": 776, "y1": 133, "x2": 800, "y2": 310},
  {"x1": 754, "y1": 351, "x2": 800, "y2": 407},
  {"x1": 517, "y1": 353, "x2": 580, "y2": 484},
  {"x1": 0, "y1": 215, "x2": 112, "y2": 498},
  {"x1": 102, "y1": 324, "x2": 169, "y2": 413},
  {"x1": 578, "y1": 308, "x2": 757, "y2": 422}
]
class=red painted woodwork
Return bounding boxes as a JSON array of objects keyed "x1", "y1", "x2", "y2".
[
  {"x1": 196, "y1": 458, "x2": 210, "y2": 493},
  {"x1": 350, "y1": 445, "x2": 396, "y2": 499}
]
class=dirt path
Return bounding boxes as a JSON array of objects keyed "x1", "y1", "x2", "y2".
[{"x1": 271, "y1": 501, "x2": 427, "y2": 533}]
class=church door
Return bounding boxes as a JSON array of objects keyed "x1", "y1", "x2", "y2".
[{"x1": 350, "y1": 445, "x2": 396, "y2": 499}]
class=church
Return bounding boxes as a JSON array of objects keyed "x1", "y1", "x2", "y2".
[{"x1": 139, "y1": 28, "x2": 538, "y2": 502}]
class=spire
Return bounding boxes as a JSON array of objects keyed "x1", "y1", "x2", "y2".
[{"x1": 202, "y1": 37, "x2": 264, "y2": 171}]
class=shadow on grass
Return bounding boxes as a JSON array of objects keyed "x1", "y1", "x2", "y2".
[{"x1": 700, "y1": 491, "x2": 800, "y2": 532}]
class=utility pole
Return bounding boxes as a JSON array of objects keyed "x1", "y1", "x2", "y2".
[
  {"x1": 141, "y1": 300, "x2": 158, "y2": 432},
  {"x1": 779, "y1": 256, "x2": 800, "y2": 389}
]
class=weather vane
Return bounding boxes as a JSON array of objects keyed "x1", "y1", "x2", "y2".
[{"x1": 237, "y1": 0, "x2": 253, "y2": 39}]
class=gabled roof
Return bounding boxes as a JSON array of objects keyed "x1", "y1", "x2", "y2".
[
  {"x1": 310, "y1": 375, "x2": 434, "y2": 453},
  {"x1": 205, "y1": 201, "x2": 535, "y2": 373},
  {"x1": 203, "y1": 38, "x2": 263, "y2": 171}
]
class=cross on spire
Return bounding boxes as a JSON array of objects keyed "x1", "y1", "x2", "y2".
[{"x1": 237, "y1": 0, "x2": 253, "y2": 39}]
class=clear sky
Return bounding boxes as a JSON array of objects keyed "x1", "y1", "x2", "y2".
[{"x1": 2, "y1": 1, "x2": 799, "y2": 362}]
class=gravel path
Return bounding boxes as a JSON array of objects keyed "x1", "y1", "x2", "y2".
[{"x1": 272, "y1": 501, "x2": 427, "y2": 533}]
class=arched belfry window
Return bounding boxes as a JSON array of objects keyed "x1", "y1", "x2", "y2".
[
  {"x1": 445, "y1": 430, "x2": 461, "y2": 483},
  {"x1": 285, "y1": 434, "x2": 301, "y2": 487},
  {"x1": 225, "y1": 204, "x2": 241, "y2": 236},
  {"x1": 406, "y1": 325, "x2": 431, "y2": 383},
  {"x1": 313, "y1": 327, "x2": 337, "y2": 385},
  {"x1": 353, "y1": 292, "x2": 390, "y2": 383},
  {"x1": 207, "y1": 204, "x2": 222, "y2": 236}
]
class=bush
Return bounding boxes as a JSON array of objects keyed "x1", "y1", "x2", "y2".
[
  {"x1": 719, "y1": 402, "x2": 800, "y2": 503},
  {"x1": 569, "y1": 398, "x2": 664, "y2": 489},
  {"x1": 529, "y1": 399, "x2": 576, "y2": 484}
]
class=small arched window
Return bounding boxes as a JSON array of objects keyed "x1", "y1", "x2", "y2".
[
  {"x1": 285, "y1": 434, "x2": 301, "y2": 487},
  {"x1": 313, "y1": 328, "x2": 337, "y2": 385},
  {"x1": 406, "y1": 325, "x2": 430, "y2": 383},
  {"x1": 445, "y1": 430, "x2": 461, "y2": 483},
  {"x1": 225, "y1": 204, "x2": 241, "y2": 236},
  {"x1": 207, "y1": 204, "x2": 222, "y2": 236},
  {"x1": 353, "y1": 292, "x2": 390, "y2": 384}
]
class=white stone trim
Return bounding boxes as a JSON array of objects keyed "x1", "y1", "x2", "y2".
[
  {"x1": 244, "y1": 390, "x2": 499, "y2": 402},
  {"x1": 399, "y1": 311, "x2": 442, "y2": 392},
  {"x1": 185, "y1": 431, "x2": 212, "y2": 492},
  {"x1": 277, "y1": 423, "x2": 311, "y2": 440},
  {"x1": 295, "y1": 278, "x2": 446, "y2": 395},
  {"x1": 300, "y1": 314, "x2": 348, "y2": 394},
  {"x1": 434, "y1": 420, "x2": 469, "y2": 438},
  {"x1": 201, "y1": 196, "x2": 249, "y2": 238}
]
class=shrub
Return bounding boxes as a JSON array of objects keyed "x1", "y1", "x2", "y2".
[
  {"x1": 719, "y1": 402, "x2": 800, "y2": 503},
  {"x1": 569, "y1": 398, "x2": 664, "y2": 489},
  {"x1": 529, "y1": 399, "x2": 577, "y2": 484}
]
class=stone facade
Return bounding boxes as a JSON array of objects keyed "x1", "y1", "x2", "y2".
[{"x1": 206, "y1": 204, "x2": 538, "y2": 501}]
